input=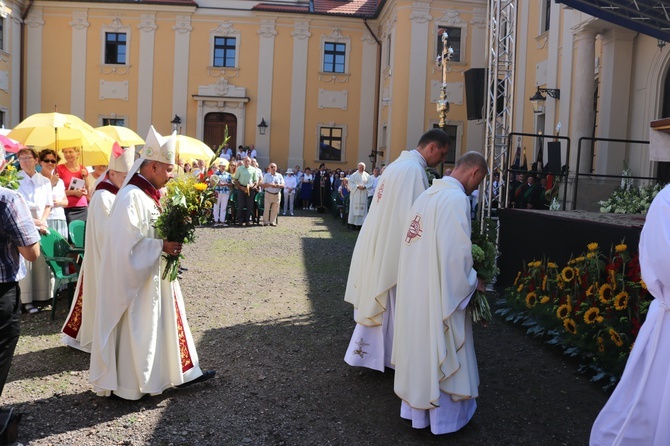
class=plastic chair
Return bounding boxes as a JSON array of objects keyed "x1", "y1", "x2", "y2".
[
  {"x1": 254, "y1": 191, "x2": 265, "y2": 225},
  {"x1": 40, "y1": 229, "x2": 80, "y2": 320},
  {"x1": 68, "y1": 220, "x2": 86, "y2": 249}
]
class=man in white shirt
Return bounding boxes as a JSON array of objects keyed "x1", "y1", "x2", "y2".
[
  {"x1": 262, "y1": 163, "x2": 284, "y2": 226},
  {"x1": 368, "y1": 167, "x2": 381, "y2": 210},
  {"x1": 221, "y1": 144, "x2": 233, "y2": 161},
  {"x1": 283, "y1": 168, "x2": 298, "y2": 216}
]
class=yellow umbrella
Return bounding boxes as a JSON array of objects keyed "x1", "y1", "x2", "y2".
[
  {"x1": 173, "y1": 134, "x2": 216, "y2": 162},
  {"x1": 8, "y1": 112, "x2": 118, "y2": 166},
  {"x1": 95, "y1": 125, "x2": 145, "y2": 147}
]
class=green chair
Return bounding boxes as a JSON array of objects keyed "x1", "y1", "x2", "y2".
[
  {"x1": 68, "y1": 220, "x2": 86, "y2": 252},
  {"x1": 254, "y1": 191, "x2": 264, "y2": 225},
  {"x1": 40, "y1": 229, "x2": 80, "y2": 320}
]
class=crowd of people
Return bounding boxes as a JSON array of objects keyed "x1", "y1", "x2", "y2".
[
  {"x1": 3, "y1": 124, "x2": 667, "y2": 443},
  {"x1": 178, "y1": 154, "x2": 383, "y2": 230}
]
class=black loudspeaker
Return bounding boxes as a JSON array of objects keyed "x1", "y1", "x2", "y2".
[
  {"x1": 546, "y1": 141, "x2": 561, "y2": 174},
  {"x1": 464, "y1": 68, "x2": 486, "y2": 120}
]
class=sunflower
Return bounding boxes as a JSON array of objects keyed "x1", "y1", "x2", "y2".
[
  {"x1": 561, "y1": 266, "x2": 575, "y2": 282},
  {"x1": 194, "y1": 182, "x2": 208, "y2": 192},
  {"x1": 586, "y1": 252, "x2": 596, "y2": 259},
  {"x1": 556, "y1": 304, "x2": 571, "y2": 319},
  {"x1": 547, "y1": 262, "x2": 558, "y2": 269},
  {"x1": 641, "y1": 279, "x2": 647, "y2": 290},
  {"x1": 540, "y1": 295, "x2": 550, "y2": 304},
  {"x1": 599, "y1": 283, "x2": 614, "y2": 304},
  {"x1": 563, "y1": 318, "x2": 577, "y2": 334},
  {"x1": 609, "y1": 328, "x2": 624, "y2": 347},
  {"x1": 517, "y1": 284, "x2": 524, "y2": 292},
  {"x1": 514, "y1": 271, "x2": 521, "y2": 286},
  {"x1": 541, "y1": 275, "x2": 547, "y2": 291},
  {"x1": 587, "y1": 242, "x2": 599, "y2": 251},
  {"x1": 613, "y1": 291, "x2": 629, "y2": 310},
  {"x1": 615, "y1": 243, "x2": 627, "y2": 253},
  {"x1": 583, "y1": 307, "x2": 601, "y2": 324},
  {"x1": 574, "y1": 256, "x2": 586, "y2": 263},
  {"x1": 525, "y1": 292, "x2": 538, "y2": 308}
]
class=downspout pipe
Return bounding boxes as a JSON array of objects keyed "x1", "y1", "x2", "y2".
[{"x1": 364, "y1": 19, "x2": 381, "y2": 166}]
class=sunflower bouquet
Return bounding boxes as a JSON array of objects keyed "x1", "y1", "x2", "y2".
[
  {"x1": 154, "y1": 175, "x2": 214, "y2": 281},
  {"x1": 499, "y1": 240, "x2": 651, "y2": 385},
  {"x1": 470, "y1": 218, "x2": 500, "y2": 324},
  {"x1": 0, "y1": 159, "x2": 21, "y2": 190}
]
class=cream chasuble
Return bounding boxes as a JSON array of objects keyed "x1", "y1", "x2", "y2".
[
  {"x1": 347, "y1": 170, "x2": 371, "y2": 226},
  {"x1": 393, "y1": 177, "x2": 479, "y2": 432},
  {"x1": 61, "y1": 186, "x2": 116, "y2": 352},
  {"x1": 343, "y1": 150, "x2": 428, "y2": 371},
  {"x1": 591, "y1": 185, "x2": 670, "y2": 446},
  {"x1": 89, "y1": 185, "x2": 202, "y2": 400},
  {"x1": 344, "y1": 150, "x2": 429, "y2": 324}
]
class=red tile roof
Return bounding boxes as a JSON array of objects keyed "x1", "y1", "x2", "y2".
[
  {"x1": 253, "y1": 0, "x2": 381, "y2": 18},
  {"x1": 313, "y1": 0, "x2": 377, "y2": 17}
]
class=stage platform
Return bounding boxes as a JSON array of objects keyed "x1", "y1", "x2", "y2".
[{"x1": 496, "y1": 209, "x2": 646, "y2": 291}]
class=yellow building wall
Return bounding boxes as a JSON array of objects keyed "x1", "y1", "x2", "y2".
[{"x1": 40, "y1": 9, "x2": 73, "y2": 114}]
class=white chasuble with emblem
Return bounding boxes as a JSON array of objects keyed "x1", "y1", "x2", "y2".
[{"x1": 89, "y1": 185, "x2": 202, "y2": 400}]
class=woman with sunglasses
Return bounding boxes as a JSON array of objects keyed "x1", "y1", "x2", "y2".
[{"x1": 39, "y1": 149, "x2": 68, "y2": 239}]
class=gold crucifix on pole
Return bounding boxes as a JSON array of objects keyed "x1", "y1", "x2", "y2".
[{"x1": 436, "y1": 30, "x2": 453, "y2": 129}]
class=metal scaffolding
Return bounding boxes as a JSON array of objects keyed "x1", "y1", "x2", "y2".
[{"x1": 481, "y1": 0, "x2": 517, "y2": 225}]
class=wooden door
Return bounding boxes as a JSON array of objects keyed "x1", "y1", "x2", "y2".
[{"x1": 204, "y1": 113, "x2": 237, "y2": 155}]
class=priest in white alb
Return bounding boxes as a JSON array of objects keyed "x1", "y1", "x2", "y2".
[
  {"x1": 590, "y1": 184, "x2": 670, "y2": 446},
  {"x1": 89, "y1": 127, "x2": 214, "y2": 400},
  {"x1": 343, "y1": 129, "x2": 450, "y2": 372},
  {"x1": 61, "y1": 144, "x2": 135, "y2": 352},
  {"x1": 393, "y1": 152, "x2": 487, "y2": 434},
  {"x1": 347, "y1": 162, "x2": 372, "y2": 228}
]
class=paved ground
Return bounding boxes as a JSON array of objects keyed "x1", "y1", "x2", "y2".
[{"x1": 5, "y1": 209, "x2": 608, "y2": 445}]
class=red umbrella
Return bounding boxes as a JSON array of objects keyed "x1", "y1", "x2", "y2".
[{"x1": 0, "y1": 135, "x2": 24, "y2": 153}]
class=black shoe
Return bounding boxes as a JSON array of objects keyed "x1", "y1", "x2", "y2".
[
  {"x1": 177, "y1": 370, "x2": 216, "y2": 388},
  {"x1": 179, "y1": 266, "x2": 189, "y2": 272}
]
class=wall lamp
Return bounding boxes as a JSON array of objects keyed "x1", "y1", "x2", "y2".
[
  {"x1": 257, "y1": 118, "x2": 268, "y2": 135},
  {"x1": 529, "y1": 87, "x2": 561, "y2": 114},
  {"x1": 171, "y1": 114, "x2": 181, "y2": 133}
]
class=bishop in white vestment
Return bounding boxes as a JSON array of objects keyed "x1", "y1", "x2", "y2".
[
  {"x1": 89, "y1": 127, "x2": 213, "y2": 400},
  {"x1": 393, "y1": 152, "x2": 487, "y2": 434},
  {"x1": 347, "y1": 163, "x2": 372, "y2": 227},
  {"x1": 343, "y1": 129, "x2": 451, "y2": 372},
  {"x1": 590, "y1": 184, "x2": 670, "y2": 446},
  {"x1": 62, "y1": 145, "x2": 135, "y2": 352}
]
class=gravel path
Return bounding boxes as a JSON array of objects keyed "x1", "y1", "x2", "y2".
[{"x1": 5, "y1": 209, "x2": 608, "y2": 445}]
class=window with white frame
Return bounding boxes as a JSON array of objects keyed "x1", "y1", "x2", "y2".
[
  {"x1": 436, "y1": 26, "x2": 462, "y2": 63},
  {"x1": 540, "y1": 0, "x2": 551, "y2": 34},
  {"x1": 321, "y1": 29, "x2": 350, "y2": 75},
  {"x1": 323, "y1": 42, "x2": 346, "y2": 73},
  {"x1": 318, "y1": 125, "x2": 345, "y2": 162},
  {"x1": 433, "y1": 123, "x2": 458, "y2": 164},
  {"x1": 385, "y1": 34, "x2": 392, "y2": 69},
  {"x1": 102, "y1": 117, "x2": 125, "y2": 126},
  {"x1": 101, "y1": 18, "x2": 130, "y2": 67},
  {"x1": 105, "y1": 32, "x2": 126, "y2": 64},
  {"x1": 213, "y1": 36, "x2": 236, "y2": 68}
]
